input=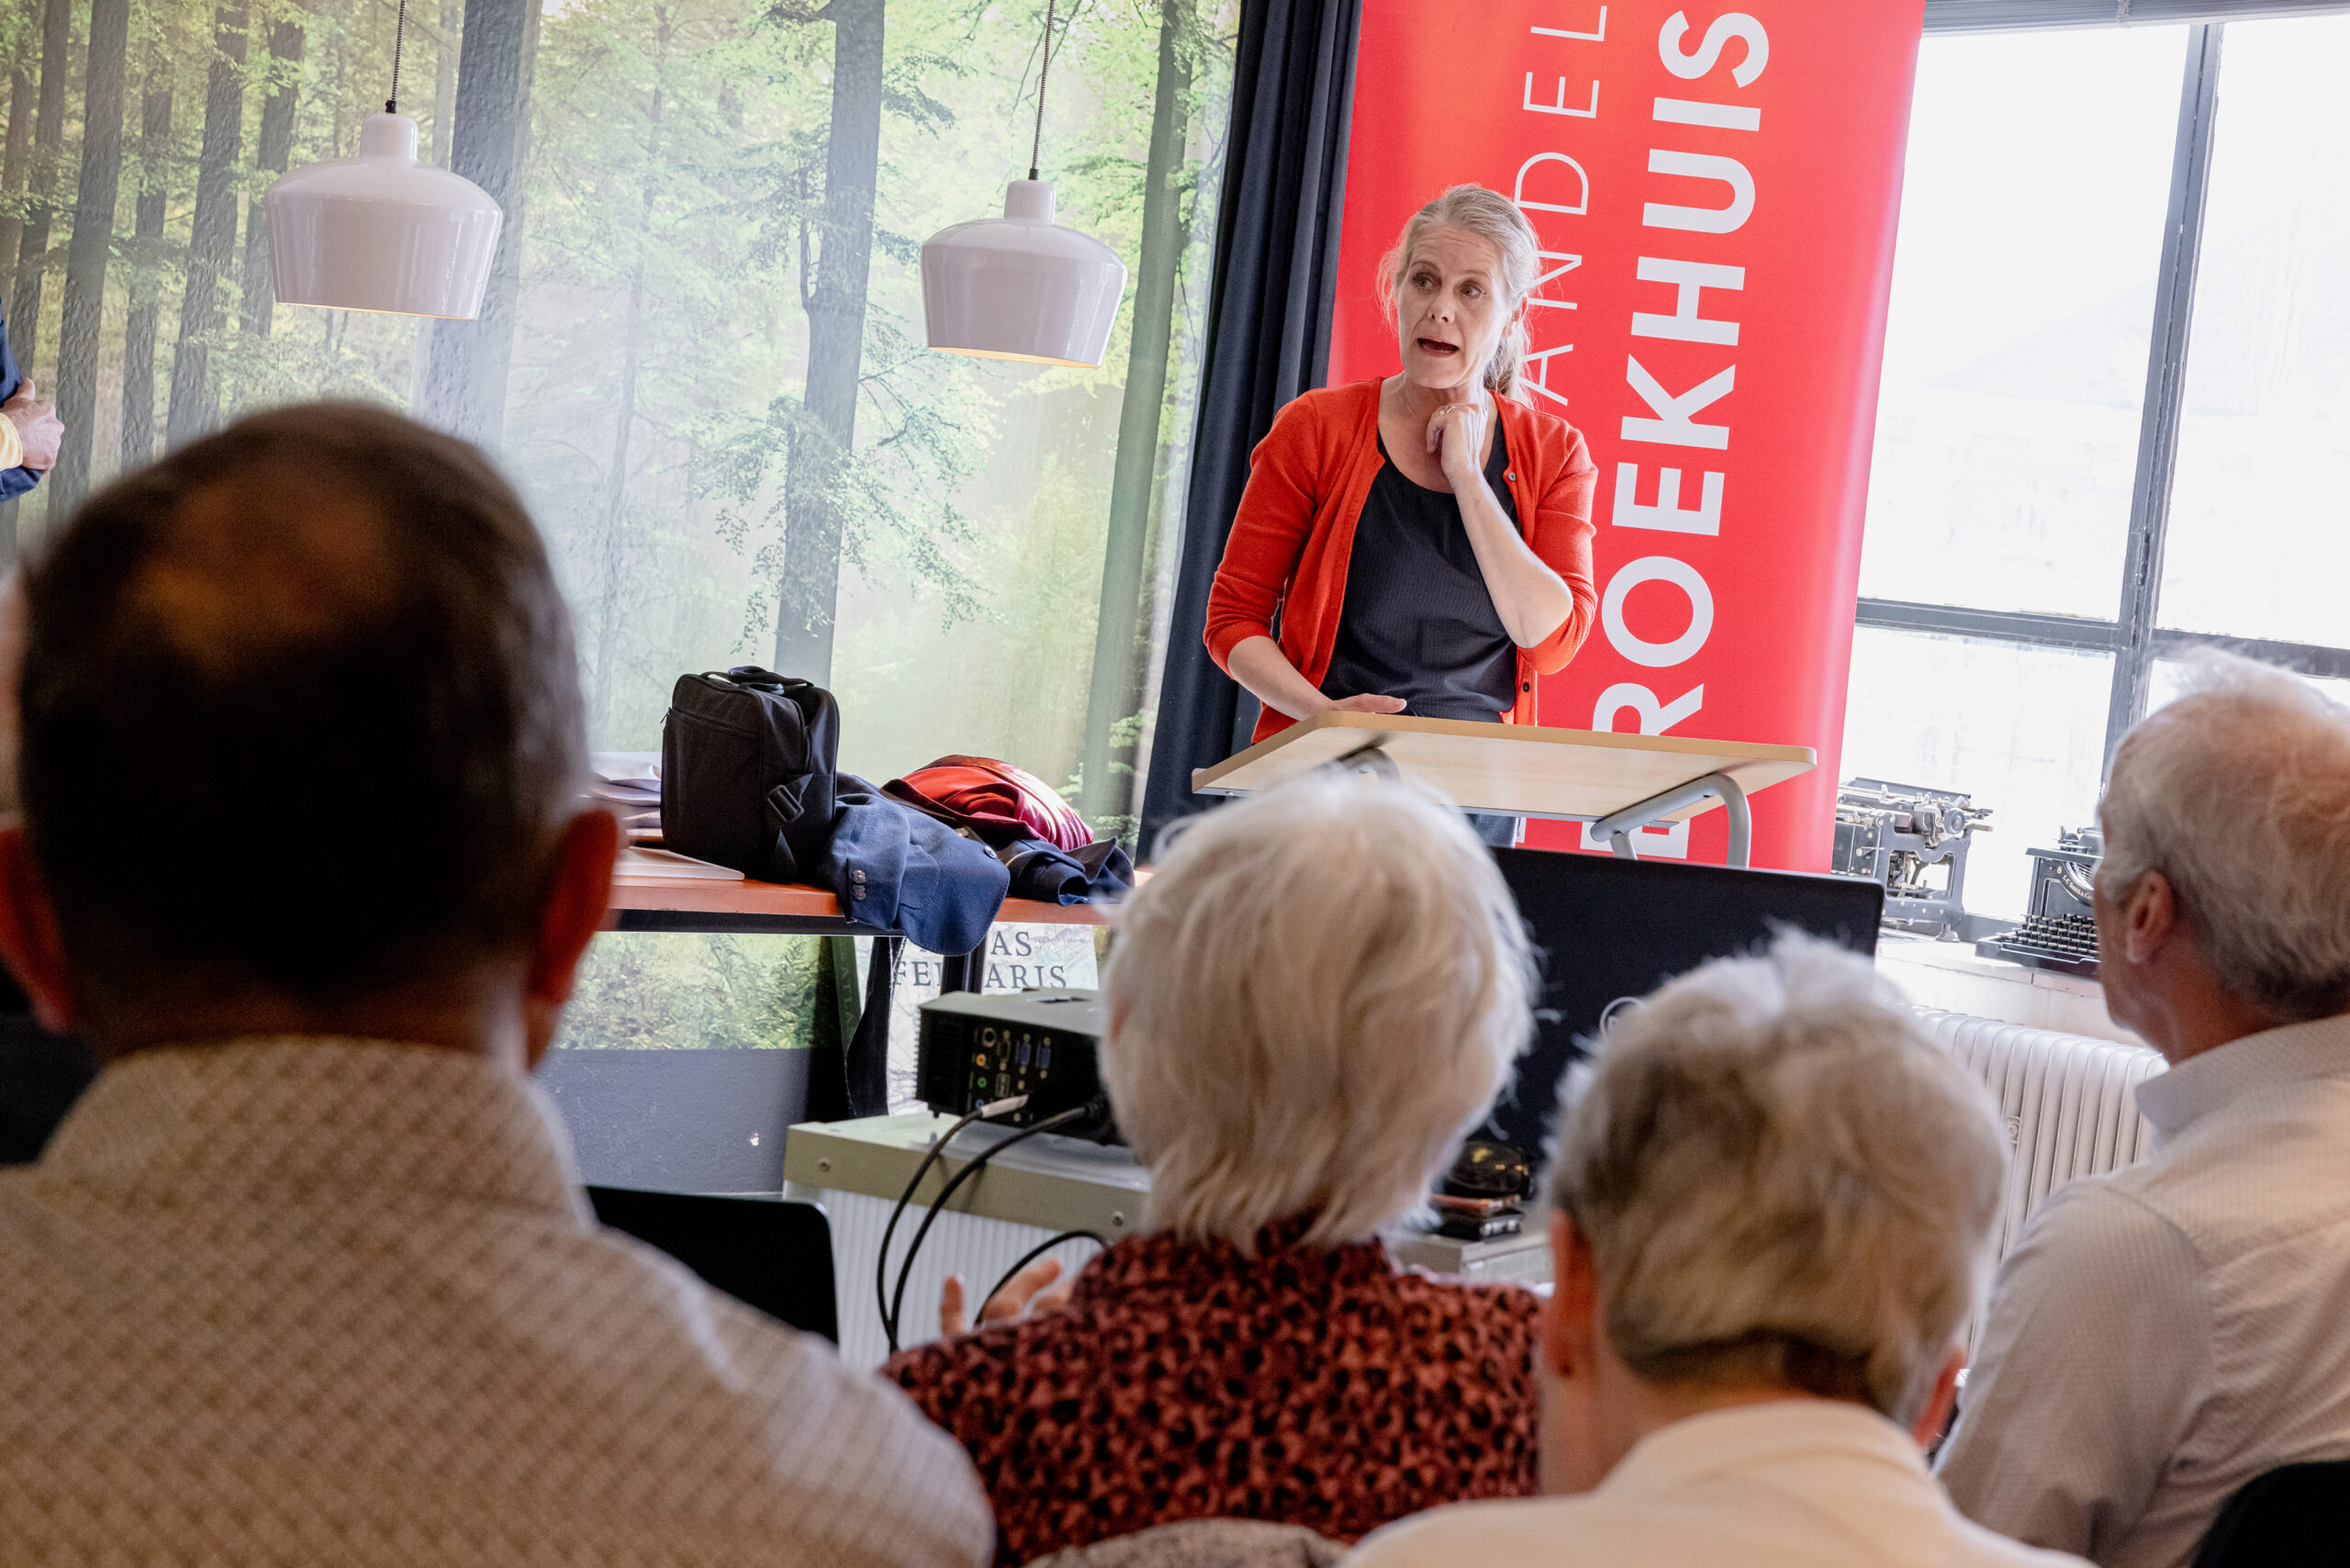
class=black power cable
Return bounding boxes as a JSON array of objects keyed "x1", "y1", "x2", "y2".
[
  {"x1": 1026, "y1": 0, "x2": 1058, "y2": 181},
  {"x1": 877, "y1": 1097, "x2": 1024, "y2": 1355},
  {"x1": 887, "y1": 1098, "x2": 1106, "y2": 1350},
  {"x1": 977, "y1": 1228, "x2": 1105, "y2": 1322}
]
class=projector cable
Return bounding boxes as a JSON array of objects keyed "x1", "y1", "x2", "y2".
[
  {"x1": 886, "y1": 1097, "x2": 1107, "y2": 1352},
  {"x1": 877, "y1": 1094, "x2": 1026, "y2": 1355},
  {"x1": 977, "y1": 1228, "x2": 1107, "y2": 1322}
]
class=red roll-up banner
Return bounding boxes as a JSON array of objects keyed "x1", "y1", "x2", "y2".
[{"x1": 1328, "y1": 1, "x2": 1924, "y2": 870}]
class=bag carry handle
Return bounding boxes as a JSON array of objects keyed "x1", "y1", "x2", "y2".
[{"x1": 711, "y1": 664, "x2": 811, "y2": 693}]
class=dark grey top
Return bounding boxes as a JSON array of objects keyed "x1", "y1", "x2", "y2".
[{"x1": 1319, "y1": 420, "x2": 1519, "y2": 722}]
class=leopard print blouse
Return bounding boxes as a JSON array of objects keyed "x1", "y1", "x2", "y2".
[{"x1": 885, "y1": 1222, "x2": 1541, "y2": 1565}]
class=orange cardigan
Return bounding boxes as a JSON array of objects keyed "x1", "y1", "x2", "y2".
[{"x1": 1204, "y1": 378, "x2": 1598, "y2": 745}]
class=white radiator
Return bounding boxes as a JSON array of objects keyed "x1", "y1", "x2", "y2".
[
  {"x1": 1915, "y1": 1009, "x2": 2165, "y2": 1265},
  {"x1": 790, "y1": 1183, "x2": 1102, "y2": 1372},
  {"x1": 800, "y1": 1011, "x2": 2165, "y2": 1371}
]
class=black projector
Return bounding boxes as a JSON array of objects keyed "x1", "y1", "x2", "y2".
[{"x1": 915, "y1": 989, "x2": 1114, "y2": 1139}]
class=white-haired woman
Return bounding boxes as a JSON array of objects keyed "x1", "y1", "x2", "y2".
[
  {"x1": 887, "y1": 776, "x2": 1543, "y2": 1562},
  {"x1": 1203, "y1": 185, "x2": 1597, "y2": 846}
]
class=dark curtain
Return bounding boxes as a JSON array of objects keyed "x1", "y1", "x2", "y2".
[
  {"x1": 803, "y1": 934, "x2": 897, "y2": 1122},
  {"x1": 1136, "y1": 0, "x2": 1360, "y2": 857}
]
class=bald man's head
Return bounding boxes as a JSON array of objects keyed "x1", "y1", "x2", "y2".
[
  {"x1": 15, "y1": 403, "x2": 584, "y2": 1024},
  {"x1": 117, "y1": 470, "x2": 400, "y2": 678}
]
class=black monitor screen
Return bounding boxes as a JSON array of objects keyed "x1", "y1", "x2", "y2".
[{"x1": 1485, "y1": 847, "x2": 1885, "y2": 1159}]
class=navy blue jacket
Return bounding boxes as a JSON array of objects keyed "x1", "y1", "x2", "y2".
[
  {"x1": 878, "y1": 776, "x2": 1135, "y2": 905},
  {"x1": 997, "y1": 837, "x2": 1133, "y2": 905},
  {"x1": 815, "y1": 775, "x2": 1009, "y2": 957},
  {"x1": 1, "y1": 308, "x2": 38, "y2": 501}
]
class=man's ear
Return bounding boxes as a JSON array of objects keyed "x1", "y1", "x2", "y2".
[
  {"x1": 1539, "y1": 1209, "x2": 1614, "y2": 1497},
  {"x1": 1543, "y1": 1210, "x2": 1602, "y2": 1382},
  {"x1": 1912, "y1": 1342, "x2": 1968, "y2": 1450},
  {"x1": 2122, "y1": 869, "x2": 2179, "y2": 968},
  {"x1": 0, "y1": 824, "x2": 80, "y2": 1035},
  {"x1": 520, "y1": 809, "x2": 620, "y2": 1070}
]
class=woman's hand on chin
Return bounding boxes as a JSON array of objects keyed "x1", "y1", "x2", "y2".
[
  {"x1": 1327, "y1": 693, "x2": 1408, "y2": 715},
  {"x1": 1424, "y1": 397, "x2": 1488, "y2": 487}
]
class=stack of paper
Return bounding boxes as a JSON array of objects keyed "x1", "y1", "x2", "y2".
[
  {"x1": 617, "y1": 846, "x2": 744, "y2": 881},
  {"x1": 588, "y1": 751, "x2": 661, "y2": 832}
]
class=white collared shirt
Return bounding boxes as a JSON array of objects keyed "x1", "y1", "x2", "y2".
[
  {"x1": 0, "y1": 1038, "x2": 994, "y2": 1568},
  {"x1": 1939, "y1": 1012, "x2": 2350, "y2": 1568},
  {"x1": 1340, "y1": 1399, "x2": 2083, "y2": 1568}
]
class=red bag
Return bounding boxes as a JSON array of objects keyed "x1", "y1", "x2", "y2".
[{"x1": 893, "y1": 755, "x2": 1091, "y2": 851}]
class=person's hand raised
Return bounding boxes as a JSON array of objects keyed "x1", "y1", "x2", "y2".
[
  {"x1": 1328, "y1": 693, "x2": 1407, "y2": 714},
  {"x1": 937, "y1": 1255, "x2": 1079, "y2": 1338},
  {"x1": 4, "y1": 379, "x2": 64, "y2": 474},
  {"x1": 1424, "y1": 396, "x2": 1487, "y2": 489}
]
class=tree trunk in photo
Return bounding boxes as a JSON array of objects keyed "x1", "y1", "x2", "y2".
[
  {"x1": 239, "y1": 11, "x2": 306, "y2": 336},
  {"x1": 119, "y1": 79, "x2": 171, "y2": 471},
  {"x1": 771, "y1": 0, "x2": 884, "y2": 683},
  {"x1": 0, "y1": 0, "x2": 74, "y2": 557},
  {"x1": 1079, "y1": 0, "x2": 1192, "y2": 823},
  {"x1": 413, "y1": 0, "x2": 536, "y2": 447},
  {"x1": 430, "y1": 0, "x2": 460, "y2": 166},
  {"x1": 163, "y1": 5, "x2": 250, "y2": 449},
  {"x1": 1, "y1": 62, "x2": 36, "y2": 314},
  {"x1": 53, "y1": 0, "x2": 135, "y2": 509},
  {"x1": 594, "y1": 9, "x2": 670, "y2": 730},
  {"x1": 7, "y1": 0, "x2": 75, "y2": 367}
]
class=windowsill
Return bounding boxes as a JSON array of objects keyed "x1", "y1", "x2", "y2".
[{"x1": 1874, "y1": 932, "x2": 2144, "y2": 1047}]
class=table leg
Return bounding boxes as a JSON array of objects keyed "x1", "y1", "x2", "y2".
[
  {"x1": 940, "y1": 925, "x2": 991, "y2": 993},
  {"x1": 1590, "y1": 772, "x2": 1754, "y2": 869}
]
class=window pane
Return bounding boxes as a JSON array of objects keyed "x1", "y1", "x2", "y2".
[
  {"x1": 1858, "y1": 28, "x2": 2187, "y2": 618},
  {"x1": 557, "y1": 934, "x2": 821, "y2": 1051},
  {"x1": 2148, "y1": 656, "x2": 2350, "y2": 715},
  {"x1": 2160, "y1": 14, "x2": 2350, "y2": 649},
  {"x1": 1841, "y1": 628, "x2": 2113, "y2": 920},
  {"x1": 6, "y1": 0, "x2": 1236, "y2": 852}
]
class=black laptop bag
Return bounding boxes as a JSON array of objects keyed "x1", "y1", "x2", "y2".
[{"x1": 660, "y1": 667, "x2": 841, "y2": 884}]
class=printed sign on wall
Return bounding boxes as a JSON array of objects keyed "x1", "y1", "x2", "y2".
[{"x1": 1327, "y1": 1, "x2": 1925, "y2": 868}]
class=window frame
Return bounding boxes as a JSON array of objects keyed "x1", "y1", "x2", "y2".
[
  {"x1": 1923, "y1": 1, "x2": 2350, "y2": 33},
  {"x1": 1860, "y1": 9, "x2": 2350, "y2": 781}
]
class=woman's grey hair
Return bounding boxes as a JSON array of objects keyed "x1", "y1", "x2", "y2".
[
  {"x1": 1547, "y1": 933, "x2": 2007, "y2": 1426},
  {"x1": 1102, "y1": 774, "x2": 1534, "y2": 1253},
  {"x1": 1380, "y1": 185, "x2": 1542, "y2": 398},
  {"x1": 2099, "y1": 650, "x2": 2350, "y2": 1021}
]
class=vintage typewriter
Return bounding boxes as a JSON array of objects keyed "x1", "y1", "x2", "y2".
[
  {"x1": 1976, "y1": 826, "x2": 2103, "y2": 976},
  {"x1": 1832, "y1": 778, "x2": 1995, "y2": 939}
]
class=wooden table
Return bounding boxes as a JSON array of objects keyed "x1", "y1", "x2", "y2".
[
  {"x1": 608, "y1": 872, "x2": 1116, "y2": 937},
  {"x1": 1192, "y1": 712, "x2": 1816, "y2": 868}
]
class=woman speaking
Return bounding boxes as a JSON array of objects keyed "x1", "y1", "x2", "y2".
[{"x1": 1203, "y1": 185, "x2": 1596, "y2": 843}]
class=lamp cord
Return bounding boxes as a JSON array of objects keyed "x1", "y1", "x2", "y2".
[
  {"x1": 386, "y1": 0, "x2": 408, "y2": 113},
  {"x1": 1026, "y1": 0, "x2": 1058, "y2": 181}
]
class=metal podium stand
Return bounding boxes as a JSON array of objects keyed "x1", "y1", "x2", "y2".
[{"x1": 1192, "y1": 712, "x2": 1816, "y2": 869}]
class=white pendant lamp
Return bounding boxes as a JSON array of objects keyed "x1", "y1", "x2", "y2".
[
  {"x1": 922, "y1": 0, "x2": 1127, "y2": 368},
  {"x1": 263, "y1": 0, "x2": 503, "y2": 319}
]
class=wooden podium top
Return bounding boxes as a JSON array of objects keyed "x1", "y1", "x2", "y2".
[{"x1": 1192, "y1": 712, "x2": 1815, "y2": 824}]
